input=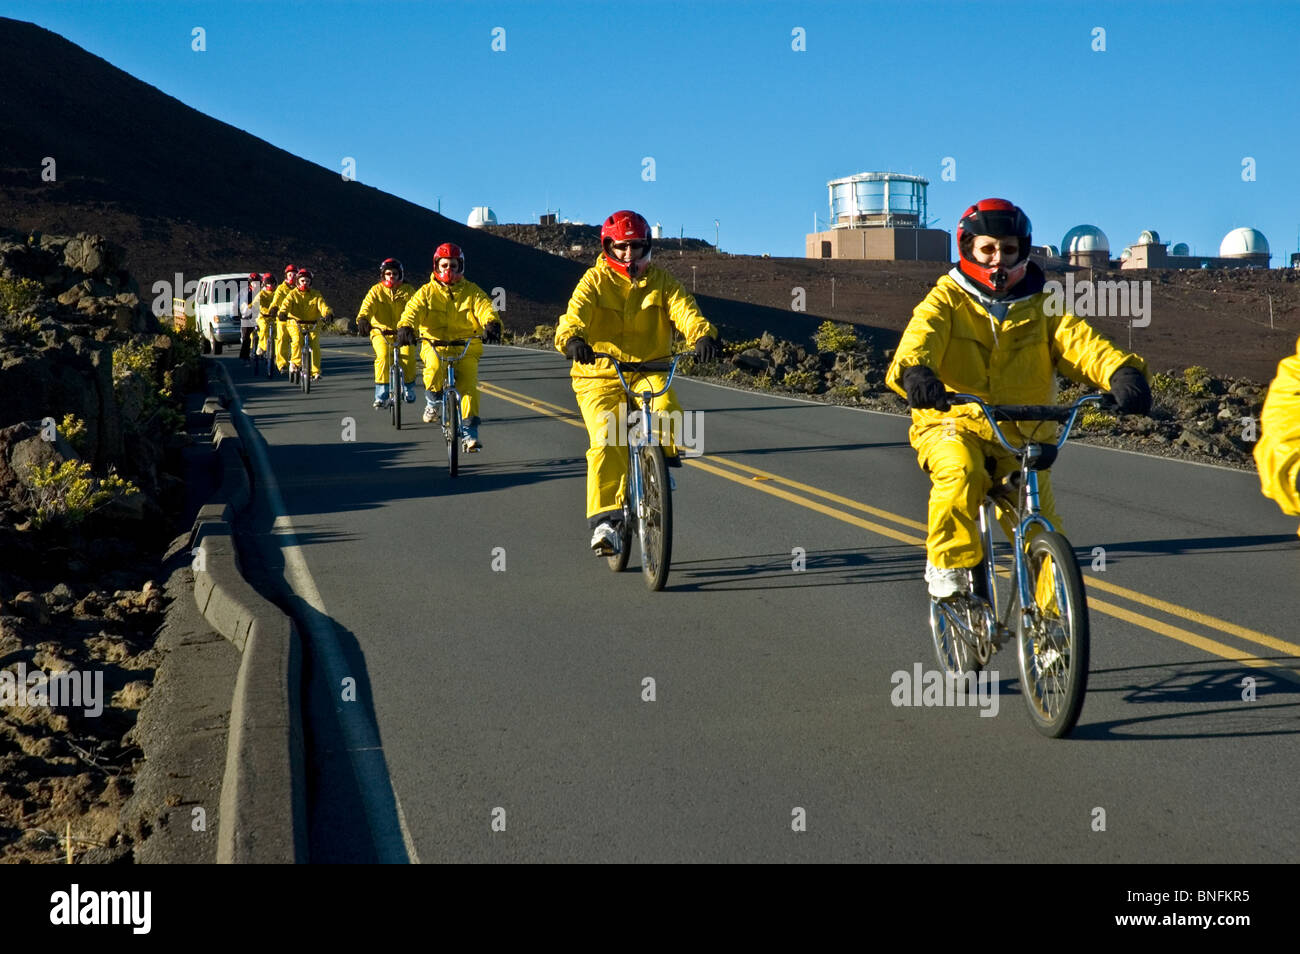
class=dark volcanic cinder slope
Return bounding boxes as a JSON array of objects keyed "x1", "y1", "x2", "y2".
[{"x1": 0, "y1": 17, "x2": 585, "y2": 325}]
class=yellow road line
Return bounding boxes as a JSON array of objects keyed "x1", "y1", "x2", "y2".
[{"x1": 479, "y1": 379, "x2": 1294, "y2": 665}]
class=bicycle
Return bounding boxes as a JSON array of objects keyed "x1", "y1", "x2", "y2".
[
  {"x1": 375, "y1": 327, "x2": 408, "y2": 429},
  {"x1": 591, "y1": 351, "x2": 686, "y2": 592},
  {"x1": 421, "y1": 336, "x2": 479, "y2": 477},
  {"x1": 290, "y1": 318, "x2": 318, "y2": 394},
  {"x1": 925, "y1": 391, "x2": 1113, "y2": 738},
  {"x1": 249, "y1": 325, "x2": 263, "y2": 377}
]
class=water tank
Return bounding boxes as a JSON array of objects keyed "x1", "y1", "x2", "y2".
[
  {"x1": 467, "y1": 206, "x2": 498, "y2": 228},
  {"x1": 1138, "y1": 229, "x2": 1160, "y2": 245},
  {"x1": 1171, "y1": 242, "x2": 1190, "y2": 256},
  {"x1": 1219, "y1": 227, "x2": 1269, "y2": 259},
  {"x1": 827, "y1": 171, "x2": 929, "y2": 229},
  {"x1": 652, "y1": 222, "x2": 663, "y2": 239}
]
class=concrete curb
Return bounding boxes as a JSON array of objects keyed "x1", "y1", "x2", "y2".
[{"x1": 190, "y1": 368, "x2": 307, "y2": 863}]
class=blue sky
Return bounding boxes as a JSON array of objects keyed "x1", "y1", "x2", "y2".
[{"x1": 7, "y1": 0, "x2": 1300, "y2": 260}]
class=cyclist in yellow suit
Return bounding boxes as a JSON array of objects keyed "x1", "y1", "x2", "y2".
[
  {"x1": 396, "y1": 242, "x2": 503, "y2": 450},
  {"x1": 1254, "y1": 336, "x2": 1300, "y2": 531},
  {"x1": 885, "y1": 198, "x2": 1151, "y2": 598},
  {"x1": 268, "y1": 264, "x2": 299, "y2": 374},
  {"x1": 555, "y1": 209, "x2": 720, "y2": 555},
  {"x1": 275, "y1": 267, "x2": 333, "y2": 382},
  {"x1": 254, "y1": 271, "x2": 276, "y2": 361},
  {"x1": 358, "y1": 257, "x2": 417, "y2": 408}
]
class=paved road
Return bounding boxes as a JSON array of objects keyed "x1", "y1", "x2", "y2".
[{"x1": 219, "y1": 340, "x2": 1300, "y2": 863}]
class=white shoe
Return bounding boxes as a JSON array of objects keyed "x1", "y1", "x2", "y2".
[
  {"x1": 590, "y1": 522, "x2": 620, "y2": 556},
  {"x1": 422, "y1": 405, "x2": 438, "y2": 424},
  {"x1": 925, "y1": 561, "x2": 970, "y2": 600}
]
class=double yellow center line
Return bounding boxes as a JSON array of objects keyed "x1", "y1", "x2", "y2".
[{"x1": 479, "y1": 379, "x2": 1299, "y2": 675}]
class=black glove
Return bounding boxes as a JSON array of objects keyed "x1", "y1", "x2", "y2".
[
  {"x1": 901, "y1": 365, "x2": 951, "y2": 411},
  {"x1": 396, "y1": 326, "x2": 416, "y2": 347},
  {"x1": 693, "y1": 335, "x2": 721, "y2": 362},
  {"x1": 564, "y1": 337, "x2": 596, "y2": 364},
  {"x1": 1109, "y1": 366, "x2": 1152, "y2": 415},
  {"x1": 483, "y1": 321, "x2": 502, "y2": 344},
  {"x1": 358, "y1": 317, "x2": 371, "y2": 335}
]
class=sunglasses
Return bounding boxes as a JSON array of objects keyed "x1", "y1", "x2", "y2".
[
  {"x1": 611, "y1": 241, "x2": 648, "y2": 252},
  {"x1": 437, "y1": 261, "x2": 463, "y2": 271}
]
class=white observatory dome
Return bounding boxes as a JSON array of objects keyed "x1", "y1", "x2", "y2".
[
  {"x1": 1219, "y1": 227, "x2": 1269, "y2": 258},
  {"x1": 1062, "y1": 225, "x2": 1110, "y2": 254},
  {"x1": 1120, "y1": 248, "x2": 1132, "y2": 261},
  {"x1": 467, "y1": 206, "x2": 498, "y2": 228},
  {"x1": 1138, "y1": 229, "x2": 1160, "y2": 245}
]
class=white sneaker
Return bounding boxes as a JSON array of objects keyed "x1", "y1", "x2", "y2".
[
  {"x1": 590, "y1": 522, "x2": 620, "y2": 556},
  {"x1": 422, "y1": 404, "x2": 438, "y2": 424},
  {"x1": 925, "y1": 561, "x2": 970, "y2": 600}
]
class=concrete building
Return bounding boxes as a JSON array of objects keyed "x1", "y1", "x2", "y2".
[
  {"x1": 805, "y1": 171, "x2": 950, "y2": 261},
  {"x1": 1120, "y1": 226, "x2": 1271, "y2": 270}
]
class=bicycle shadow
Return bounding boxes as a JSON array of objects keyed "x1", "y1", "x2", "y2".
[
  {"x1": 666, "y1": 546, "x2": 923, "y2": 592},
  {"x1": 1000, "y1": 659, "x2": 1300, "y2": 740},
  {"x1": 1070, "y1": 534, "x2": 1299, "y2": 559}
]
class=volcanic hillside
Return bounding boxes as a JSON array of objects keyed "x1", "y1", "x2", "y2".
[{"x1": 0, "y1": 17, "x2": 822, "y2": 343}]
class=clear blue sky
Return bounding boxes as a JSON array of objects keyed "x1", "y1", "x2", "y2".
[{"x1": 7, "y1": 0, "x2": 1300, "y2": 260}]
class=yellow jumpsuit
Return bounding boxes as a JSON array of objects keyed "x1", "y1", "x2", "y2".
[
  {"x1": 268, "y1": 279, "x2": 296, "y2": 372},
  {"x1": 255, "y1": 285, "x2": 277, "y2": 356},
  {"x1": 555, "y1": 256, "x2": 716, "y2": 520},
  {"x1": 398, "y1": 276, "x2": 499, "y2": 421},
  {"x1": 277, "y1": 287, "x2": 333, "y2": 376},
  {"x1": 359, "y1": 281, "x2": 418, "y2": 388},
  {"x1": 1254, "y1": 335, "x2": 1300, "y2": 532},
  {"x1": 886, "y1": 269, "x2": 1148, "y2": 569}
]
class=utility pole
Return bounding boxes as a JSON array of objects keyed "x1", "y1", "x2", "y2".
[{"x1": 714, "y1": 219, "x2": 720, "y2": 252}]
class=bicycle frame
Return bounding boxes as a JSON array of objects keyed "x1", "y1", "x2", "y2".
[
  {"x1": 422, "y1": 336, "x2": 479, "y2": 475},
  {"x1": 949, "y1": 392, "x2": 1109, "y2": 634}
]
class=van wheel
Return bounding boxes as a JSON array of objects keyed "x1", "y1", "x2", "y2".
[{"x1": 212, "y1": 326, "x2": 223, "y2": 355}]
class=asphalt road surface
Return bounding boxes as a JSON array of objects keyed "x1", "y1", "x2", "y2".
[{"x1": 218, "y1": 340, "x2": 1300, "y2": 863}]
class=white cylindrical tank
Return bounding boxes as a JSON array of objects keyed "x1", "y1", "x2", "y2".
[
  {"x1": 467, "y1": 206, "x2": 498, "y2": 228},
  {"x1": 1219, "y1": 227, "x2": 1269, "y2": 259},
  {"x1": 652, "y1": 222, "x2": 663, "y2": 239}
]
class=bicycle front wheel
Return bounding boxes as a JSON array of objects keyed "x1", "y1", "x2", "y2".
[
  {"x1": 391, "y1": 361, "x2": 401, "y2": 429},
  {"x1": 1015, "y1": 532, "x2": 1089, "y2": 738},
  {"x1": 445, "y1": 388, "x2": 460, "y2": 477},
  {"x1": 636, "y1": 444, "x2": 672, "y2": 591}
]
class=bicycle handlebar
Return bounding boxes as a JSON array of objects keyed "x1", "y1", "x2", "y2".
[
  {"x1": 591, "y1": 352, "x2": 686, "y2": 400},
  {"x1": 419, "y1": 335, "x2": 480, "y2": 362},
  {"x1": 946, "y1": 392, "x2": 1113, "y2": 455}
]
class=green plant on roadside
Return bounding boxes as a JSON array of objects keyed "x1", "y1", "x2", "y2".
[
  {"x1": 112, "y1": 338, "x2": 186, "y2": 435},
  {"x1": 813, "y1": 320, "x2": 858, "y2": 354},
  {"x1": 781, "y1": 369, "x2": 820, "y2": 393},
  {"x1": 59, "y1": 414, "x2": 88, "y2": 455},
  {"x1": 830, "y1": 384, "x2": 862, "y2": 401},
  {"x1": 24, "y1": 460, "x2": 139, "y2": 529},
  {"x1": 1183, "y1": 365, "x2": 1212, "y2": 397},
  {"x1": 724, "y1": 337, "x2": 761, "y2": 355},
  {"x1": 533, "y1": 323, "x2": 556, "y2": 343},
  {"x1": 1080, "y1": 408, "x2": 1118, "y2": 430},
  {"x1": 0, "y1": 276, "x2": 42, "y2": 316},
  {"x1": 1150, "y1": 371, "x2": 1178, "y2": 400}
]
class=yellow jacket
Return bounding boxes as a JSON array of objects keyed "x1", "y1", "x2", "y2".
[
  {"x1": 276, "y1": 287, "x2": 333, "y2": 323},
  {"x1": 269, "y1": 280, "x2": 296, "y2": 318},
  {"x1": 358, "y1": 281, "x2": 417, "y2": 330},
  {"x1": 886, "y1": 267, "x2": 1147, "y2": 445},
  {"x1": 257, "y1": 285, "x2": 277, "y2": 318},
  {"x1": 554, "y1": 256, "x2": 717, "y2": 381},
  {"x1": 1254, "y1": 337, "x2": 1300, "y2": 526},
  {"x1": 399, "y1": 276, "x2": 499, "y2": 341}
]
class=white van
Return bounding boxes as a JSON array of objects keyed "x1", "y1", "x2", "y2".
[{"x1": 193, "y1": 273, "x2": 253, "y2": 354}]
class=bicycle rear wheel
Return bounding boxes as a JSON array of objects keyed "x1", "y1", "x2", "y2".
[
  {"x1": 1015, "y1": 531, "x2": 1089, "y2": 738},
  {"x1": 929, "y1": 592, "x2": 985, "y2": 676},
  {"x1": 637, "y1": 444, "x2": 672, "y2": 591}
]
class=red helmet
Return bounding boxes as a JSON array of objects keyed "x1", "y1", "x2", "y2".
[
  {"x1": 433, "y1": 243, "x2": 464, "y2": 284},
  {"x1": 295, "y1": 267, "x2": 313, "y2": 285},
  {"x1": 380, "y1": 257, "x2": 404, "y2": 288},
  {"x1": 956, "y1": 199, "x2": 1032, "y2": 295},
  {"x1": 261, "y1": 272, "x2": 274, "y2": 284},
  {"x1": 600, "y1": 210, "x2": 653, "y2": 278},
  {"x1": 248, "y1": 272, "x2": 260, "y2": 283},
  {"x1": 283, "y1": 263, "x2": 298, "y2": 284}
]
